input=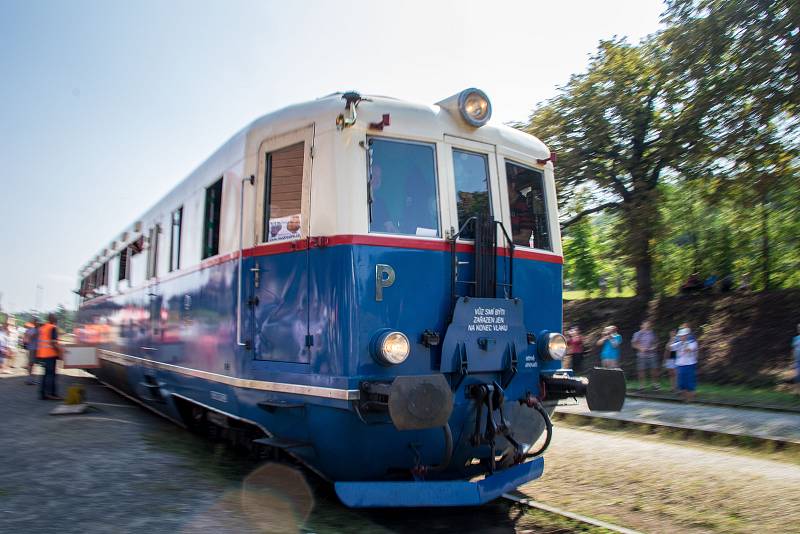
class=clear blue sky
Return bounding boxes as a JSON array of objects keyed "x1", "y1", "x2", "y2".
[{"x1": 0, "y1": 0, "x2": 665, "y2": 312}]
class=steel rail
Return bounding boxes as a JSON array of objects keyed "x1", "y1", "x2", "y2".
[{"x1": 502, "y1": 491, "x2": 644, "y2": 534}]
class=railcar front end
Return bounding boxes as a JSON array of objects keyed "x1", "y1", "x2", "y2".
[{"x1": 75, "y1": 89, "x2": 625, "y2": 508}]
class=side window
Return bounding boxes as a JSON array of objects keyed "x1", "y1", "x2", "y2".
[
  {"x1": 505, "y1": 161, "x2": 552, "y2": 250},
  {"x1": 118, "y1": 248, "x2": 129, "y2": 282},
  {"x1": 452, "y1": 149, "x2": 491, "y2": 239},
  {"x1": 367, "y1": 137, "x2": 439, "y2": 237},
  {"x1": 264, "y1": 142, "x2": 304, "y2": 242},
  {"x1": 203, "y1": 178, "x2": 223, "y2": 258},
  {"x1": 170, "y1": 207, "x2": 182, "y2": 272},
  {"x1": 147, "y1": 225, "x2": 160, "y2": 279}
]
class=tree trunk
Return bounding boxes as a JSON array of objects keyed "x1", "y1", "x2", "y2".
[
  {"x1": 627, "y1": 183, "x2": 657, "y2": 300},
  {"x1": 635, "y1": 239, "x2": 654, "y2": 299}
]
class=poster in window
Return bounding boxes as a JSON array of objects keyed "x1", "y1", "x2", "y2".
[{"x1": 268, "y1": 214, "x2": 302, "y2": 242}]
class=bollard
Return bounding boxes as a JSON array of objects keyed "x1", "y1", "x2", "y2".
[{"x1": 64, "y1": 384, "x2": 86, "y2": 405}]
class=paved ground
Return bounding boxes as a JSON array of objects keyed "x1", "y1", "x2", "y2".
[
  {"x1": 520, "y1": 424, "x2": 800, "y2": 533},
  {"x1": 0, "y1": 365, "x2": 573, "y2": 534},
  {"x1": 556, "y1": 397, "x2": 800, "y2": 442}
]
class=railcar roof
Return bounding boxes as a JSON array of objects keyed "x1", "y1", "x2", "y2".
[{"x1": 81, "y1": 91, "x2": 550, "y2": 274}]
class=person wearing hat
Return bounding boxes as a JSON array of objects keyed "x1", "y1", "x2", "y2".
[
  {"x1": 670, "y1": 326, "x2": 699, "y2": 402},
  {"x1": 596, "y1": 325, "x2": 622, "y2": 368}
]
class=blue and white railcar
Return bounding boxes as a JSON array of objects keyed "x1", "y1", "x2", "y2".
[{"x1": 75, "y1": 89, "x2": 624, "y2": 507}]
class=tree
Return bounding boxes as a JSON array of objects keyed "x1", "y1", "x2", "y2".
[
  {"x1": 563, "y1": 212, "x2": 597, "y2": 292},
  {"x1": 522, "y1": 38, "x2": 716, "y2": 298},
  {"x1": 662, "y1": 1, "x2": 799, "y2": 288},
  {"x1": 663, "y1": 0, "x2": 799, "y2": 136}
]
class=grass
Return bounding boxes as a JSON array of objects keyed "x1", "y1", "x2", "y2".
[
  {"x1": 563, "y1": 287, "x2": 636, "y2": 300},
  {"x1": 627, "y1": 378, "x2": 800, "y2": 410}
]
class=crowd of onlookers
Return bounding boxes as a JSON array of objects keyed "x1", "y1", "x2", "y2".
[
  {"x1": 565, "y1": 321, "x2": 800, "y2": 402},
  {"x1": 564, "y1": 322, "x2": 700, "y2": 403},
  {"x1": 0, "y1": 314, "x2": 63, "y2": 399}
]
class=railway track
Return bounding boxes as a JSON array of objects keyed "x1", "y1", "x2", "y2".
[{"x1": 502, "y1": 491, "x2": 643, "y2": 534}]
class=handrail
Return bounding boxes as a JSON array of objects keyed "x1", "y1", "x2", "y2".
[
  {"x1": 236, "y1": 174, "x2": 255, "y2": 347},
  {"x1": 448, "y1": 216, "x2": 515, "y2": 307}
]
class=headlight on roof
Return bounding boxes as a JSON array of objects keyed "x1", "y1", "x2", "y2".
[
  {"x1": 458, "y1": 88, "x2": 492, "y2": 127},
  {"x1": 436, "y1": 88, "x2": 492, "y2": 128},
  {"x1": 372, "y1": 330, "x2": 411, "y2": 366}
]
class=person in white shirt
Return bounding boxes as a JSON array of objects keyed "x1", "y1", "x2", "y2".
[
  {"x1": 670, "y1": 327, "x2": 698, "y2": 402},
  {"x1": 0, "y1": 324, "x2": 10, "y2": 373}
]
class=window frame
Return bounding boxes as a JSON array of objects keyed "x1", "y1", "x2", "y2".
[
  {"x1": 117, "y1": 247, "x2": 129, "y2": 283},
  {"x1": 262, "y1": 142, "x2": 305, "y2": 243},
  {"x1": 254, "y1": 126, "x2": 314, "y2": 245},
  {"x1": 451, "y1": 147, "x2": 493, "y2": 239},
  {"x1": 146, "y1": 224, "x2": 160, "y2": 279},
  {"x1": 202, "y1": 177, "x2": 224, "y2": 260},
  {"x1": 169, "y1": 206, "x2": 182, "y2": 272},
  {"x1": 365, "y1": 135, "x2": 442, "y2": 238},
  {"x1": 503, "y1": 158, "x2": 553, "y2": 252}
]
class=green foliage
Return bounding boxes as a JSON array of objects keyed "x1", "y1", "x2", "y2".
[
  {"x1": 564, "y1": 217, "x2": 597, "y2": 292},
  {"x1": 520, "y1": 2, "x2": 799, "y2": 297}
]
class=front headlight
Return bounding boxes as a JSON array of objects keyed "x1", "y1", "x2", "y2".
[
  {"x1": 458, "y1": 88, "x2": 492, "y2": 127},
  {"x1": 373, "y1": 331, "x2": 411, "y2": 365},
  {"x1": 547, "y1": 333, "x2": 567, "y2": 360}
]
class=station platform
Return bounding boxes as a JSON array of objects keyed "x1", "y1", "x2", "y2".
[{"x1": 556, "y1": 397, "x2": 800, "y2": 443}]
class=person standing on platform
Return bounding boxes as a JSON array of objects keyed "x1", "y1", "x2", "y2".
[
  {"x1": 37, "y1": 314, "x2": 62, "y2": 400},
  {"x1": 663, "y1": 329, "x2": 678, "y2": 391},
  {"x1": 566, "y1": 326, "x2": 585, "y2": 374},
  {"x1": 792, "y1": 323, "x2": 800, "y2": 387},
  {"x1": 0, "y1": 324, "x2": 9, "y2": 374},
  {"x1": 632, "y1": 320, "x2": 660, "y2": 390},
  {"x1": 23, "y1": 319, "x2": 40, "y2": 385},
  {"x1": 596, "y1": 325, "x2": 621, "y2": 368},
  {"x1": 671, "y1": 327, "x2": 699, "y2": 402}
]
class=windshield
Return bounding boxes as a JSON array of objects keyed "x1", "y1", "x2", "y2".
[
  {"x1": 452, "y1": 149, "x2": 491, "y2": 239},
  {"x1": 367, "y1": 137, "x2": 440, "y2": 237},
  {"x1": 505, "y1": 160, "x2": 551, "y2": 250}
]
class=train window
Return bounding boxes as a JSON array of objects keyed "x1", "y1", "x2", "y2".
[
  {"x1": 146, "y1": 225, "x2": 160, "y2": 279},
  {"x1": 203, "y1": 178, "x2": 223, "y2": 258},
  {"x1": 117, "y1": 248, "x2": 129, "y2": 282},
  {"x1": 367, "y1": 137, "x2": 439, "y2": 237},
  {"x1": 452, "y1": 149, "x2": 491, "y2": 239},
  {"x1": 505, "y1": 161, "x2": 551, "y2": 250},
  {"x1": 169, "y1": 207, "x2": 182, "y2": 272},
  {"x1": 264, "y1": 142, "x2": 304, "y2": 242}
]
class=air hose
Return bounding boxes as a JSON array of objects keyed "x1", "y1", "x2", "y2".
[
  {"x1": 429, "y1": 423, "x2": 454, "y2": 472},
  {"x1": 524, "y1": 397, "x2": 553, "y2": 458}
]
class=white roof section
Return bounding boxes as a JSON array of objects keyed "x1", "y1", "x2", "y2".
[{"x1": 80, "y1": 90, "x2": 551, "y2": 275}]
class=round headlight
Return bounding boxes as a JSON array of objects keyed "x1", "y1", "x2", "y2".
[
  {"x1": 375, "y1": 331, "x2": 410, "y2": 365},
  {"x1": 458, "y1": 88, "x2": 492, "y2": 127},
  {"x1": 547, "y1": 333, "x2": 567, "y2": 360}
]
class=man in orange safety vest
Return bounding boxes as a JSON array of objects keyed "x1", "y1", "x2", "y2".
[{"x1": 37, "y1": 313, "x2": 62, "y2": 400}]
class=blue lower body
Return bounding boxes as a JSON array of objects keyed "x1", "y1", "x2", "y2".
[{"x1": 335, "y1": 456, "x2": 544, "y2": 507}]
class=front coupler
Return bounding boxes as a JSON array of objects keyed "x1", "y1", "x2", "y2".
[{"x1": 541, "y1": 367, "x2": 626, "y2": 411}]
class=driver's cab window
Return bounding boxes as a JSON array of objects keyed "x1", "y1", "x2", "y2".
[
  {"x1": 367, "y1": 137, "x2": 440, "y2": 237},
  {"x1": 505, "y1": 160, "x2": 552, "y2": 250},
  {"x1": 452, "y1": 149, "x2": 491, "y2": 239},
  {"x1": 264, "y1": 142, "x2": 304, "y2": 242}
]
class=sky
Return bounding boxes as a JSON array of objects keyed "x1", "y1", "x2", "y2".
[{"x1": 0, "y1": 0, "x2": 666, "y2": 312}]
